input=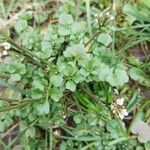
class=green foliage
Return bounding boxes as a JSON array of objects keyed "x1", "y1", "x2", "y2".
[{"x1": 0, "y1": 0, "x2": 149, "y2": 149}]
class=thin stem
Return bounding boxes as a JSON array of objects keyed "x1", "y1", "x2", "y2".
[
  {"x1": 0, "y1": 0, "x2": 7, "y2": 19},
  {"x1": 8, "y1": 39, "x2": 48, "y2": 66},
  {"x1": 86, "y1": 0, "x2": 92, "y2": 37},
  {"x1": 112, "y1": 0, "x2": 116, "y2": 53}
]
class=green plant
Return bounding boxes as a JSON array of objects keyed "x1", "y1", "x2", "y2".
[{"x1": 0, "y1": 0, "x2": 150, "y2": 149}]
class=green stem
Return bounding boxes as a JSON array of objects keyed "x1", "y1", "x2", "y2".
[
  {"x1": 86, "y1": 0, "x2": 92, "y2": 37},
  {"x1": 0, "y1": 0, "x2": 7, "y2": 19}
]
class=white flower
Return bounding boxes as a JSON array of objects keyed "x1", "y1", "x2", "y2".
[
  {"x1": 105, "y1": 12, "x2": 110, "y2": 16},
  {"x1": 1, "y1": 42, "x2": 11, "y2": 50},
  {"x1": 116, "y1": 98, "x2": 124, "y2": 106},
  {"x1": 119, "y1": 109, "x2": 128, "y2": 119},
  {"x1": 94, "y1": 14, "x2": 98, "y2": 17},
  {"x1": 109, "y1": 15, "x2": 115, "y2": 20},
  {"x1": 2, "y1": 50, "x2": 8, "y2": 56}
]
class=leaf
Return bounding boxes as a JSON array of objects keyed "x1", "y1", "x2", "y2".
[
  {"x1": 50, "y1": 87, "x2": 63, "y2": 102},
  {"x1": 98, "y1": 63, "x2": 110, "y2": 81},
  {"x1": 36, "y1": 101, "x2": 50, "y2": 115},
  {"x1": 71, "y1": 22, "x2": 83, "y2": 34},
  {"x1": 126, "y1": 91, "x2": 142, "y2": 112},
  {"x1": 63, "y1": 44, "x2": 85, "y2": 58},
  {"x1": 97, "y1": 33, "x2": 112, "y2": 46},
  {"x1": 66, "y1": 81, "x2": 76, "y2": 92},
  {"x1": 31, "y1": 89, "x2": 43, "y2": 99},
  {"x1": 25, "y1": 127, "x2": 35, "y2": 138},
  {"x1": 58, "y1": 13, "x2": 74, "y2": 25},
  {"x1": 32, "y1": 79, "x2": 45, "y2": 91},
  {"x1": 129, "y1": 67, "x2": 150, "y2": 87},
  {"x1": 140, "y1": 0, "x2": 150, "y2": 8},
  {"x1": 58, "y1": 26, "x2": 71, "y2": 36},
  {"x1": 15, "y1": 19, "x2": 28, "y2": 33},
  {"x1": 0, "y1": 80, "x2": 29, "y2": 95},
  {"x1": 73, "y1": 115, "x2": 82, "y2": 124},
  {"x1": 107, "y1": 119, "x2": 125, "y2": 138},
  {"x1": 9, "y1": 74, "x2": 21, "y2": 82},
  {"x1": 131, "y1": 120, "x2": 150, "y2": 143},
  {"x1": 106, "y1": 68, "x2": 129, "y2": 86},
  {"x1": 50, "y1": 75, "x2": 63, "y2": 87}
]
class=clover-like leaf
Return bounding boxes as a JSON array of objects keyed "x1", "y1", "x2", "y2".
[
  {"x1": 36, "y1": 101, "x2": 50, "y2": 115},
  {"x1": 50, "y1": 75, "x2": 63, "y2": 87},
  {"x1": 50, "y1": 87, "x2": 63, "y2": 102},
  {"x1": 58, "y1": 13, "x2": 74, "y2": 25},
  {"x1": 66, "y1": 80, "x2": 76, "y2": 92},
  {"x1": 97, "y1": 33, "x2": 112, "y2": 46},
  {"x1": 15, "y1": 19, "x2": 28, "y2": 33},
  {"x1": 58, "y1": 26, "x2": 71, "y2": 36}
]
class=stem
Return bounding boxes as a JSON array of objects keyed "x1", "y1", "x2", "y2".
[
  {"x1": 8, "y1": 39, "x2": 48, "y2": 66},
  {"x1": 112, "y1": 0, "x2": 116, "y2": 53},
  {"x1": 0, "y1": 0, "x2": 7, "y2": 19},
  {"x1": 86, "y1": 0, "x2": 92, "y2": 37}
]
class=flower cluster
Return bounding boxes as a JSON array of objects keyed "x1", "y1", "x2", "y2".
[
  {"x1": 111, "y1": 98, "x2": 128, "y2": 119},
  {"x1": 0, "y1": 42, "x2": 11, "y2": 57},
  {"x1": 94, "y1": 11, "x2": 115, "y2": 22}
]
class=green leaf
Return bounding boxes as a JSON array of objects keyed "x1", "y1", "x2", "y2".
[
  {"x1": 71, "y1": 22, "x2": 83, "y2": 34},
  {"x1": 25, "y1": 127, "x2": 35, "y2": 138},
  {"x1": 97, "y1": 33, "x2": 112, "y2": 46},
  {"x1": 58, "y1": 26, "x2": 71, "y2": 36},
  {"x1": 129, "y1": 67, "x2": 150, "y2": 87},
  {"x1": 140, "y1": 0, "x2": 150, "y2": 8},
  {"x1": 126, "y1": 91, "x2": 142, "y2": 112},
  {"x1": 15, "y1": 19, "x2": 28, "y2": 33},
  {"x1": 98, "y1": 63, "x2": 110, "y2": 81},
  {"x1": 31, "y1": 89, "x2": 43, "y2": 99},
  {"x1": 58, "y1": 13, "x2": 74, "y2": 25},
  {"x1": 66, "y1": 81, "x2": 76, "y2": 92},
  {"x1": 50, "y1": 87, "x2": 63, "y2": 102},
  {"x1": 106, "y1": 68, "x2": 129, "y2": 86},
  {"x1": 107, "y1": 119, "x2": 125, "y2": 138},
  {"x1": 36, "y1": 101, "x2": 50, "y2": 115},
  {"x1": 35, "y1": 13, "x2": 48, "y2": 24},
  {"x1": 0, "y1": 80, "x2": 29, "y2": 95},
  {"x1": 50, "y1": 75, "x2": 63, "y2": 87},
  {"x1": 73, "y1": 115, "x2": 82, "y2": 124},
  {"x1": 9, "y1": 74, "x2": 21, "y2": 82},
  {"x1": 63, "y1": 44, "x2": 85, "y2": 58},
  {"x1": 32, "y1": 79, "x2": 45, "y2": 91}
]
